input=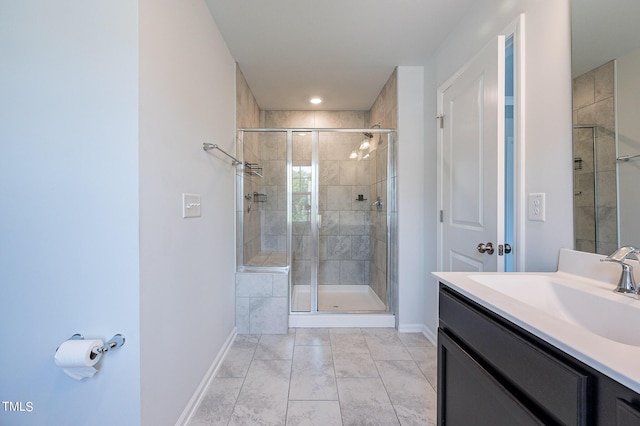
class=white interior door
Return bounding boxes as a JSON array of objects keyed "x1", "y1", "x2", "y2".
[{"x1": 438, "y1": 36, "x2": 506, "y2": 273}]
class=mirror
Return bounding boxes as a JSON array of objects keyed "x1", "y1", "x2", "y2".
[{"x1": 571, "y1": 0, "x2": 640, "y2": 254}]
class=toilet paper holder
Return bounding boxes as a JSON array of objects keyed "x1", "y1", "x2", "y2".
[{"x1": 64, "y1": 333, "x2": 125, "y2": 354}]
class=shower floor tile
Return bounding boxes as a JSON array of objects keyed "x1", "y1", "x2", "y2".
[{"x1": 292, "y1": 285, "x2": 386, "y2": 312}]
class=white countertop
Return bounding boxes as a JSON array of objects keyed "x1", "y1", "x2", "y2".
[{"x1": 433, "y1": 249, "x2": 640, "y2": 394}]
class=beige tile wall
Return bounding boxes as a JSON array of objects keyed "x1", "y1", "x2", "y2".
[
  {"x1": 367, "y1": 69, "x2": 397, "y2": 303},
  {"x1": 262, "y1": 111, "x2": 373, "y2": 289},
  {"x1": 237, "y1": 66, "x2": 264, "y2": 263},
  {"x1": 572, "y1": 61, "x2": 618, "y2": 254},
  {"x1": 236, "y1": 64, "x2": 398, "y2": 310}
]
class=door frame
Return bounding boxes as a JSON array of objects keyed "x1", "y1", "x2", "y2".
[{"x1": 436, "y1": 15, "x2": 526, "y2": 272}]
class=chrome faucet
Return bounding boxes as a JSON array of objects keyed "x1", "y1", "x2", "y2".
[{"x1": 601, "y1": 246, "x2": 640, "y2": 294}]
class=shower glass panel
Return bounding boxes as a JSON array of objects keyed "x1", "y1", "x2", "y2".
[
  {"x1": 317, "y1": 131, "x2": 385, "y2": 311},
  {"x1": 241, "y1": 131, "x2": 287, "y2": 267},
  {"x1": 291, "y1": 131, "x2": 313, "y2": 312}
]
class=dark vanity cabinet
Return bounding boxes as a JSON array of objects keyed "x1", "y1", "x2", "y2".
[{"x1": 438, "y1": 284, "x2": 640, "y2": 425}]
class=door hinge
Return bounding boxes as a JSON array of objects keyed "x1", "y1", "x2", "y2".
[
  {"x1": 439, "y1": 210, "x2": 444, "y2": 222},
  {"x1": 437, "y1": 115, "x2": 444, "y2": 129}
]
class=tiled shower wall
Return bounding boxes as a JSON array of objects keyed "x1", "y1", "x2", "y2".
[
  {"x1": 259, "y1": 132, "x2": 287, "y2": 256},
  {"x1": 317, "y1": 131, "x2": 372, "y2": 288},
  {"x1": 261, "y1": 111, "x2": 375, "y2": 290},
  {"x1": 235, "y1": 64, "x2": 398, "y2": 316},
  {"x1": 236, "y1": 68, "x2": 288, "y2": 334},
  {"x1": 236, "y1": 67, "x2": 262, "y2": 263},
  {"x1": 368, "y1": 69, "x2": 397, "y2": 304},
  {"x1": 235, "y1": 270, "x2": 288, "y2": 334},
  {"x1": 572, "y1": 61, "x2": 618, "y2": 254}
]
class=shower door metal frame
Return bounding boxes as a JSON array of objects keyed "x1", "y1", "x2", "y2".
[
  {"x1": 309, "y1": 130, "x2": 320, "y2": 312},
  {"x1": 236, "y1": 128, "x2": 397, "y2": 316},
  {"x1": 287, "y1": 129, "x2": 320, "y2": 313}
]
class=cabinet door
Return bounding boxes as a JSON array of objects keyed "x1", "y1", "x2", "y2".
[
  {"x1": 440, "y1": 287, "x2": 589, "y2": 424},
  {"x1": 617, "y1": 399, "x2": 640, "y2": 426},
  {"x1": 438, "y1": 330, "x2": 545, "y2": 426}
]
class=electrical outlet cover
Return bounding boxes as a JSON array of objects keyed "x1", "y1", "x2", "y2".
[{"x1": 528, "y1": 193, "x2": 545, "y2": 222}]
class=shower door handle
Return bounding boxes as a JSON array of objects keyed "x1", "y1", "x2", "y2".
[{"x1": 317, "y1": 214, "x2": 322, "y2": 229}]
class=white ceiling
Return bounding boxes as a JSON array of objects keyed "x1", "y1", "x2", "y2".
[
  {"x1": 205, "y1": 0, "x2": 477, "y2": 111},
  {"x1": 572, "y1": 0, "x2": 640, "y2": 77},
  {"x1": 205, "y1": 0, "x2": 640, "y2": 110}
]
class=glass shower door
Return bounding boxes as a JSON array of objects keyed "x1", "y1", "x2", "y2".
[
  {"x1": 317, "y1": 131, "x2": 386, "y2": 312},
  {"x1": 290, "y1": 129, "x2": 391, "y2": 313},
  {"x1": 291, "y1": 131, "x2": 314, "y2": 311},
  {"x1": 238, "y1": 129, "x2": 394, "y2": 316}
]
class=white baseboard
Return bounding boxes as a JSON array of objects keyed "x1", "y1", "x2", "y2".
[
  {"x1": 397, "y1": 323, "x2": 424, "y2": 333},
  {"x1": 175, "y1": 327, "x2": 237, "y2": 426},
  {"x1": 421, "y1": 324, "x2": 437, "y2": 345},
  {"x1": 397, "y1": 323, "x2": 437, "y2": 345}
]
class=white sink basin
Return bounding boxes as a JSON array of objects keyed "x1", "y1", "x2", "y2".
[
  {"x1": 433, "y1": 249, "x2": 640, "y2": 394},
  {"x1": 467, "y1": 274, "x2": 640, "y2": 347}
]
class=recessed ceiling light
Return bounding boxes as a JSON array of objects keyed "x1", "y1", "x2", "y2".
[{"x1": 310, "y1": 97, "x2": 322, "y2": 104}]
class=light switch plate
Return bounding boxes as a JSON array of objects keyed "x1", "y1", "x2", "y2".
[
  {"x1": 528, "y1": 192, "x2": 545, "y2": 222},
  {"x1": 182, "y1": 193, "x2": 201, "y2": 218}
]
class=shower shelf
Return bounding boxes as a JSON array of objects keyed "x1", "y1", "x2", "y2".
[
  {"x1": 253, "y1": 192, "x2": 267, "y2": 203},
  {"x1": 574, "y1": 157, "x2": 583, "y2": 170},
  {"x1": 244, "y1": 162, "x2": 263, "y2": 177}
]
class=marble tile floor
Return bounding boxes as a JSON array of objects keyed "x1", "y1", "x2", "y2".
[{"x1": 188, "y1": 328, "x2": 437, "y2": 426}]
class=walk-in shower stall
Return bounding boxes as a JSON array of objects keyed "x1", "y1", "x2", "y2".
[{"x1": 236, "y1": 128, "x2": 397, "y2": 327}]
